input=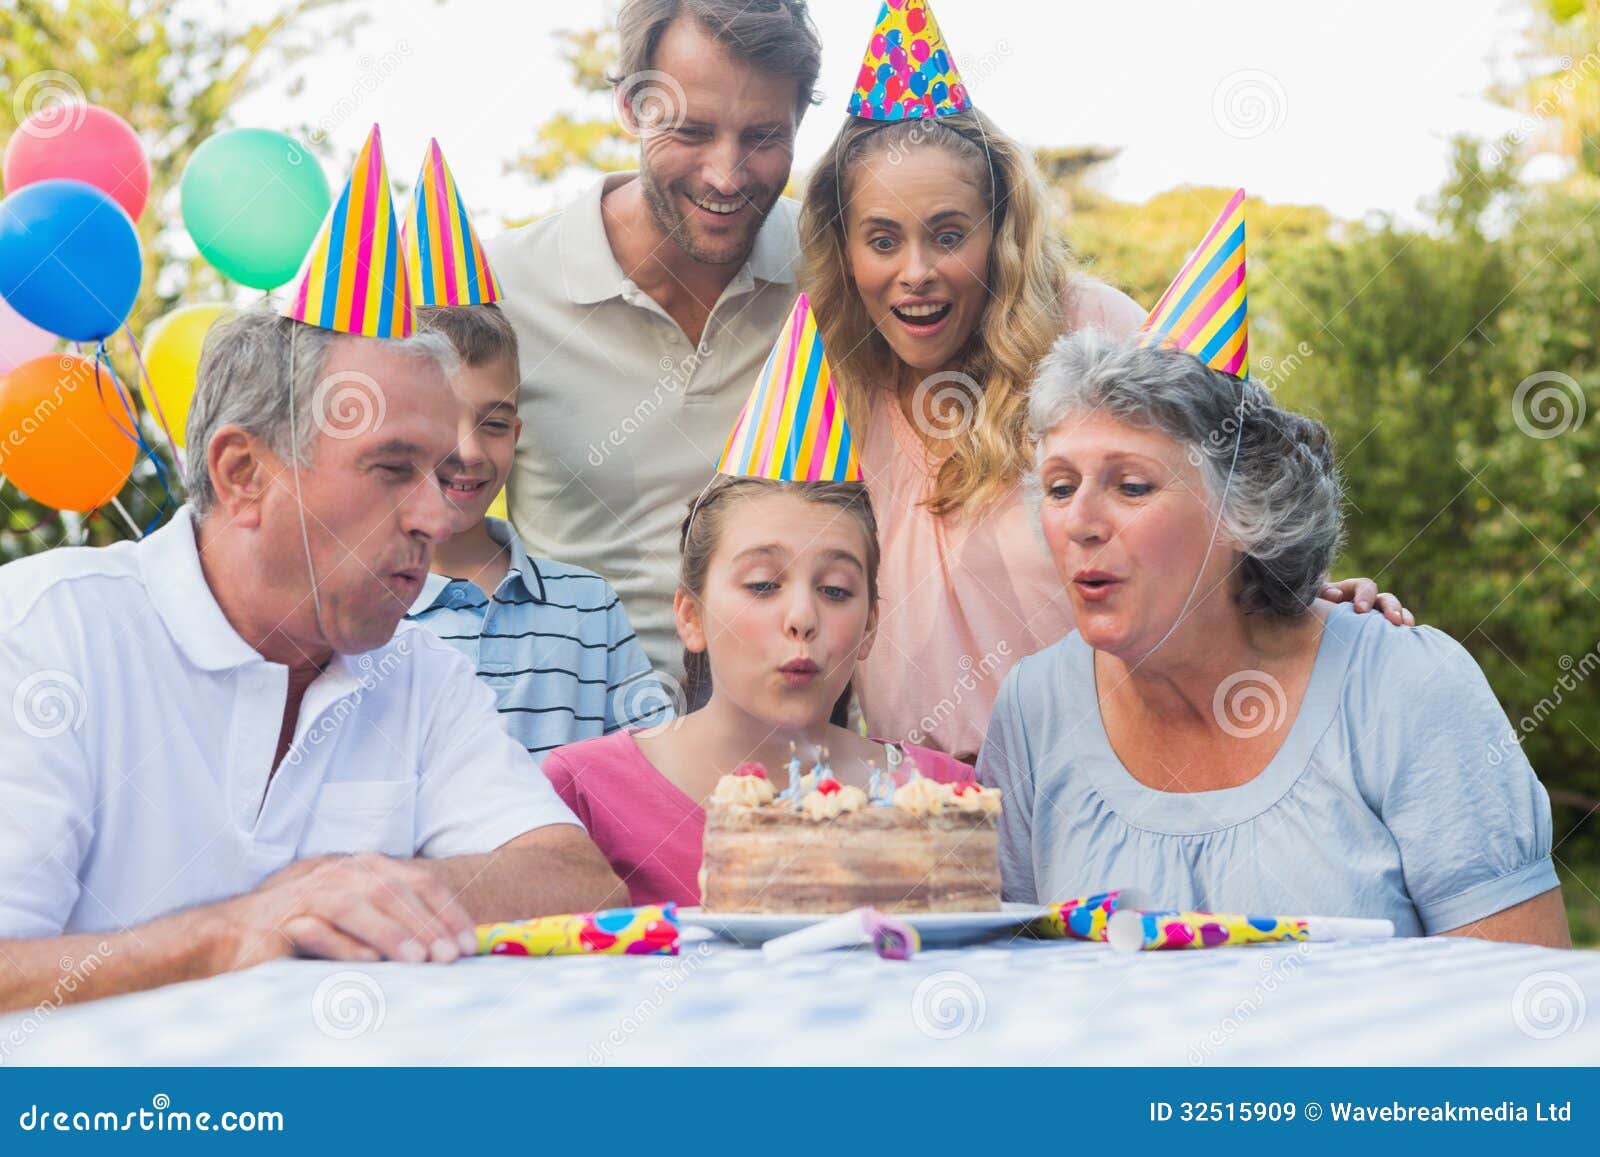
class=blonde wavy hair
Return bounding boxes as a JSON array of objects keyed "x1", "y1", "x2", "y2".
[{"x1": 800, "y1": 109, "x2": 1075, "y2": 518}]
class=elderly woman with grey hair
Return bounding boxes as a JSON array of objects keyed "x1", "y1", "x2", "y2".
[{"x1": 976, "y1": 330, "x2": 1569, "y2": 946}]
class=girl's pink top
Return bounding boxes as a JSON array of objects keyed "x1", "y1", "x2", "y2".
[
  {"x1": 853, "y1": 279, "x2": 1145, "y2": 762},
  {"x1": 541, "y1": 729, "x2": 976, "y2": 908}
]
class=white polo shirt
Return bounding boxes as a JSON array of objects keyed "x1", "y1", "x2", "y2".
[
  {"x1": 0, "y1": 506, "x2": 580, "y2": 939},
  {"x1": 488, "y1": 172, "x2": 801, "y2": 673}
]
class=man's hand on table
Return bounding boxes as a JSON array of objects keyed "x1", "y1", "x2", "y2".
[{"x1": 219, "y1": 853, "x2": 480, "y2": 970}]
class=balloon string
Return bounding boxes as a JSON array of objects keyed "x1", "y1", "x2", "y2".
[
  {"x1": 109, "y1": 496, "x2": 143, "y2": 540},
  {"x1": 93, "y1": 344, "x2": 176, "y2": 536},
  {"x1": 121, "y1": 322, "x2": 182, "y2": 468},
  {"x1": 90, "y1": 346, "x2": 142, "y2": 444}
]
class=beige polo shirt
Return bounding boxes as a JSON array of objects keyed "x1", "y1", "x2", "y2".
[{"x1": 487, "y1": 173, "x2": 801, "y2": 675}]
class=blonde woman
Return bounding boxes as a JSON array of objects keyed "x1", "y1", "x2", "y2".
[{"x1": 799, "y1": 109, "x2": 1409, "y2": 761}]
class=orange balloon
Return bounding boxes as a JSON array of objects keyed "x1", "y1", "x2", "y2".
[{"x1": 0, "y1": 354, "x2": 138, "y2": 512}]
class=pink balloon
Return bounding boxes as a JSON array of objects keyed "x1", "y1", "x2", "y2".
[
  {"x1": 0, "y1": 292, "x2": 55, "y2": 374},
  {"x1": 4, "y1": 104, "x2": 150, "y2": 222}
]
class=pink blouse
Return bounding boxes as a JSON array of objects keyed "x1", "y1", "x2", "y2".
[
  {"x1": 542, "y1": 730, "x2": 976, "y2": 908},
  {"x1": 853, "y1": 279, "x2": 1145, "y2": 761}
]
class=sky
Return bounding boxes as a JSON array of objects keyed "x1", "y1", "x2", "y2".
[{"x1": 232, "y1": 0, "x2": 1540, "y2": 228}]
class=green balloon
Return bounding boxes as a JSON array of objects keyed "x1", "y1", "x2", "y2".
[{"x1": 180, "y1": 129, "x2": 331, "y2": 291}]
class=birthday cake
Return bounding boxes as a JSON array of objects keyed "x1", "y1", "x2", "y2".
[{"x1": 699, "y1": 757, "x2": 1002, "y2": 914}]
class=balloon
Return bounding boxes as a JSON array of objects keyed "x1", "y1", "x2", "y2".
[
  {"x1": 0, "y1": 179, "x2": 142, "y2": 342},
  {"x1": 3, "y1": 103, "x2": 151, "y2": 221},
  {"x1": 0, "y1": 293, "x2": 55, "y2": 374},
  {"x1": 0, "y1": 354, "x2": 137, "y2": 512},
  {"x1": 141, "y1": 304, "x2": 231, "y2": 448},
  {"x1": 181, "y1": 129, "x2": 330, "y2": 289}
]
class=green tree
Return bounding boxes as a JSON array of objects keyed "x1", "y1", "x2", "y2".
[
  {"x1": 0, "y1": 0, "x2": 358, "y2": 562},
  {"x1": 1262, "y1": 146, "x2": 1600, "y2": 942}
]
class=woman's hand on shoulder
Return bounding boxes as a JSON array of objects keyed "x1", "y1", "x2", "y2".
[{"x1": 1318, "y1": 577, "x2": 1415, "y2": 626}]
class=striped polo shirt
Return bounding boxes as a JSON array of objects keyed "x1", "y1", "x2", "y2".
[{"x1": 407, "y1": 518, "x2": 674, "y2": 760}]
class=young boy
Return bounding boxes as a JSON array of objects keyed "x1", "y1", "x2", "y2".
[{"x1": 407, "y1": 304, "x2": 674, "y2": 761}]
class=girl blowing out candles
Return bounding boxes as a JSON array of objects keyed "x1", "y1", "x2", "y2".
[{"x1": 541, "y1": 298, "x2": 972, "y2": 908}]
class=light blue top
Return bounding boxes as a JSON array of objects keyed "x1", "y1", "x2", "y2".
[
  {"x1": 976, "y1": 603, "x2": 1558, "y2": 936},
  {"x1": 407, "y1": 518, "x2": 673, "y2": 760}
]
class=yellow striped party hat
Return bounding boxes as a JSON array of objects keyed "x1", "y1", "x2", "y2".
[
  {"x1": 284, "y1": 124, "x2": 414, "y2": 338},
  {"x1": 1137, "y1": 188, "x2": 1248, "y2": 377}
]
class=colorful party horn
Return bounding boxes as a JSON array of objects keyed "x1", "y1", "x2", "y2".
[
  {"x1": 1107, "y1": 908, "x2": 1394, "y2": 952},
  {"x1": 477, "y1": 903, "x2": 681, "y2": 957}
]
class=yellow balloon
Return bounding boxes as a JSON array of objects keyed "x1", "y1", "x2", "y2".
[{"x1": 141, "y1": 303, "x2": 231, "y2": 448}]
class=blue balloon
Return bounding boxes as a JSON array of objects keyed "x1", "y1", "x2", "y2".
[
  {"x1": 910, "y1": 71, "x2": 929, "y2": 97},
  {"x1": 0, "y1": 179, "x2": 141, "y2": 342}
]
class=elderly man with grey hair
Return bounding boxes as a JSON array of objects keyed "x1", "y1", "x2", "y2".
[
  {"x1": 977, "y1": 329, "x2": 1569, "y2": 947},
  {"x1": 0, "y1": 310, "x2": 625, "y2": 1013}
]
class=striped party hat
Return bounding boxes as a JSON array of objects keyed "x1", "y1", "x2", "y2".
[
  {"x1": 717, "y1": 294, "x2": 861, "y2": 482},
  {"x1": 1137, "y1": 188, "x2": 1248, "y2": 377},
  {"x1": 284, "y1": 124, "x2": 413, "y2": 338},
  {"x1": 403, "y1": 139, "x2": 502, "y2": 308},
  {"x1": 849, "y1": 0, "x2": 970, "y2": 121}
]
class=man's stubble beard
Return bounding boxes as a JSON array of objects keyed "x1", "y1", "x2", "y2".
[{"x1": 638, "y1": 164, "x2": 776, "y2": 269}]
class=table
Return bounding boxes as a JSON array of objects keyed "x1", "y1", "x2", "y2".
[{"x1": 2, "y1": 933, "x2": 1595, "y2": 1065}]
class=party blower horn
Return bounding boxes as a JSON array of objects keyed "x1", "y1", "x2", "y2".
[
  {"x1": 762, "y1": 907, "x2": 920, "y2": 962},
  {"x1": 1107, "y1": 908, "x2": 1394, "y2": 952}
]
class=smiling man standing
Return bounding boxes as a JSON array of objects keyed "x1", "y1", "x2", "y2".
[{"x1": 489, "y1": 0, "x2": 822, "y2": 675}]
